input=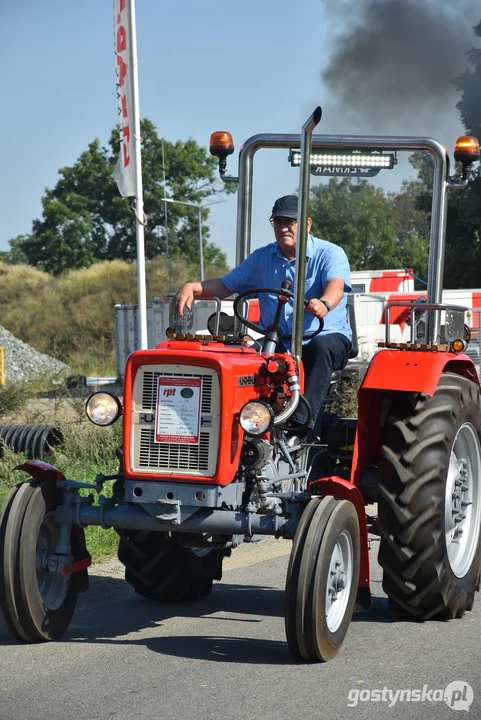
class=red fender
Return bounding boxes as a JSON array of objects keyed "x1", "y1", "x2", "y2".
[
  {"x1": 351, "y1": 350, "x2": 480, "y2": 491},
  {"x1": 308, "y1": 475, "x2": 370, "y2": 589},
  {"x1": 14, "y1": 459, "x2": 66, "y2": 483},
  {"x1": 360, "y1": 348, "x2": 479, "y2": 395},
  {"x1": 13, "y1": 460, "x2": 90, "y2": 583}
]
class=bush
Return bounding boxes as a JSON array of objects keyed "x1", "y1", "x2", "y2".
[{"x1": 0, "y1": 256, "x2": 212, "y2": 377}]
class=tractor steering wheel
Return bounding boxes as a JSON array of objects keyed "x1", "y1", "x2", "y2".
[{"x1": 233, "y1": 287, "x2": 323, "y2": 341}]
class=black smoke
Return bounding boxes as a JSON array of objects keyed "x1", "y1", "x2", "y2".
[{"x1": 320, "y1": 0, "x2": 480, "y2": 134}]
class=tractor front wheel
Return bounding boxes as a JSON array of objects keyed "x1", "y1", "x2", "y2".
[
  {"x1": 0, "y1": 481, "x2": 81, "y2": 642},
  {"x1": 285, "y1": 496, "x2": 360, "y2": 662},
  {"x1": 378, "y1": 372, "x2": 481, "y2": 619},
  {"x1": 117, "y1": 530, "x2": 230, "y2": 601}
]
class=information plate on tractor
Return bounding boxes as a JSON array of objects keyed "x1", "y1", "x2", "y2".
[{"x1": 155, "y1": 376, "x2": 201, "y2": 444}]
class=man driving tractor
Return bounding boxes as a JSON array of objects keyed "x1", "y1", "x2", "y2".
[{"x1": 174, "y1": 194, "x2": 352, "y2": 440}]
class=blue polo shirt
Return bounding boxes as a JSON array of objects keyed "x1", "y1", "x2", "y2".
[{"x1": 221, "y1": 234, "x2": 352, "y2": 347}]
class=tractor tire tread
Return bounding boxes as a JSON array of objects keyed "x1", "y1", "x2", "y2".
[
  {"x1": 378, "y1": 373, "x2": 481, "y2": 620},
  {"x1": 118, "y1": 530, "x2": 230, "y2": 602}
]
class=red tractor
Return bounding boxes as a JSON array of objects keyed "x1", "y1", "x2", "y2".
[{"x1": 1, "y1": 109, "x2": 480, "y2": 662}]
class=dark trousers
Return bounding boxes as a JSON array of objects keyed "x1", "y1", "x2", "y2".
[{"x1": 290, "y1": 332, "x2": 351, "y2": 438}]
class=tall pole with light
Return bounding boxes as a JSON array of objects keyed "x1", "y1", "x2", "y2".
[{"x1": 161, "y1": 198, "x2": 225, "y2": 281}]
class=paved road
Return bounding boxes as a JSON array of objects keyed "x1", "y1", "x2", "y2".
[{"x1": 1, "y1": 537, "x2": 480, "y2": 720}]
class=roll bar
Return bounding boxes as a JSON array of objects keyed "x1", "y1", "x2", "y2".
[{"x1": 234, "y1": 121, "x2": 449, "y2": 349}]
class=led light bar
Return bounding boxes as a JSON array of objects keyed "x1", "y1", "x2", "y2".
[{"x1": 289, "y1": 150, "x2": 395, "y2": 169}]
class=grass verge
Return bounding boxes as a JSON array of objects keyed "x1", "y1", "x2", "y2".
[{"x1": 0, "y1": 401, "x2": 123, "y2": 563}]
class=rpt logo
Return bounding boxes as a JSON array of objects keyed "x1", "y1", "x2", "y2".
[{"x1": 163, "y1": 388, "x2": 176, "y2": 398}]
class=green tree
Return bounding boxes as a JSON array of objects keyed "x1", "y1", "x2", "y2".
[
  {"x1": 20, "y1": 198, "x2": 97, "y2": 275},
  {"x1": 0, "y1": 236, "x2": 30, "y2": 265},
  {"x1": 389, "y1": 179, "x2": 430, "y2": 245},
  {"x1": 443, "y1": 183, "x2": 481, "y2": 288},
  {"x1": 388, "y1": 178, "x2": 430, "y2": 284},
  {"x1": 408, "y1": 152, "x2": 481, "y2": 289},
  {"x1": 8, "y1": 120, "x2": 234, "y2": 275},
  {"x1": 309, "y1": 178, "x2": 428, "y2": 275}
]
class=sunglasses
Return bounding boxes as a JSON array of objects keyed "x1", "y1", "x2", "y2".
[{"x1": 270, "y1": 217, "x2": 298, "y2": 228}]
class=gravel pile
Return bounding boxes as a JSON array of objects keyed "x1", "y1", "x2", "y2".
[{"x1": 0, "y1": 326, "x2": 69, "y2": 383}]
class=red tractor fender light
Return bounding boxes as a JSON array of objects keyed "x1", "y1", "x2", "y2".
[
  {"x1": 451, "y1": 338, "x2": 467, "y2": 353},
  {"x1": 454, "y1": 136, "x2": 480, "y2": 165},
  {"x1": 209, "y1": 131, "x2": 235, "y2": 159}
]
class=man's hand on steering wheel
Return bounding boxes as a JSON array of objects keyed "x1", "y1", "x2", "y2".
[
  {"x1": 233, "y1": 286, "x2": 324, "y2": 341},
  {"x1": 305, "y1": 298, "x2": 330, "y2": 321}
]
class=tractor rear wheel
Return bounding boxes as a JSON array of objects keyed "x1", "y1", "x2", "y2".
[
  {"x1": 285, "y1": 496, "x2": 360, "y2": 662},
  {"x1": 378, "y1": 372, "x2": 481, "y2": 619},
  {"x1": 117, "y1": 530, "x2": 230, "y2": 601},
  {"x1": 0, "y1": 481, "x2": 81, "y2": 642}
]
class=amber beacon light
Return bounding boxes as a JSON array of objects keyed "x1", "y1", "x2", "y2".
[
  {"x1": 454, "y1": 136, "x2": 480, "y2": 164},
  {"x1": 209, "y1": 131, "x2": 235, "y2": 158},
  {"x1": 209, "y1": 131, "x2": 235, "y2": 179}
]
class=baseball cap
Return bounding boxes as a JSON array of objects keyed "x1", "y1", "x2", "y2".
[{"x1": 269, "y1": 194, "x2": 298, "y2": 220}]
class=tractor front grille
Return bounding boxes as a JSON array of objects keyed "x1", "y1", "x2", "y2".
[
  {"x1": 130, "y1": 365, "x2": 220, "y2": 477},
  {"x1": 139, "y1": 428, "x2": 210, "y2": 470}
]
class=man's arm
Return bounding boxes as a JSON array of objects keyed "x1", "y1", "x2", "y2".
[
  {"x1": 305, "y1": 278, "x2": 345, "y2": 320},
  {"x1": 174, "y1": 278, "x2": 232, "y2": 317}
]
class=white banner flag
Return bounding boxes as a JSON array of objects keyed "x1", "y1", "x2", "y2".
[{"x1": 112, "y1": 0, "x2": 136, "y2": 197}]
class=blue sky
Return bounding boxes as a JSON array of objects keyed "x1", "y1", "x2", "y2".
[{"x1": 1, "y1": 1, "x2": 476, "y2": 268}]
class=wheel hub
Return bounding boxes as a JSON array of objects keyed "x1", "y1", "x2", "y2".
[
  {"x1": 450, "y1": 461, "x2": 470, "y2": 537},
  {"x1": 329, "y1": 561, "x2": 347, "y2": 597},
  {"x1": 445, "y1": 423, "x2": 481, "y2": 578},
  {"x1": 325, "y1": 530, "x2": 353, "y2": 633},
  {"x1": 36, "y1": 513, "x2": 70, "y2": 611}
]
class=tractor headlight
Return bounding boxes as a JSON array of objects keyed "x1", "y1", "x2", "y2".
[
  {"x1": 239, "y1": 401, "x2": 274, "y2": 435},
  {"x1": 86, "y1": 392, "x2": 122, "y2": 426}
]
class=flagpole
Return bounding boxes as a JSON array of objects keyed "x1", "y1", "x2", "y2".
[{"x1": 128, "y1": 0, "x2": 148, "y2": 350}]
